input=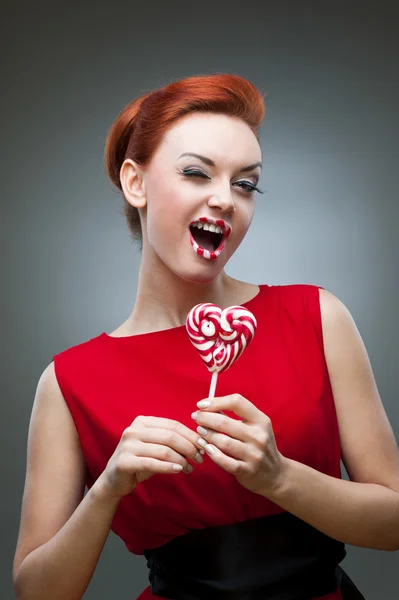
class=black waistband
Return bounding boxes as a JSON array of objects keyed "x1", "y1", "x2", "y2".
[{"x1": 144, "y1": 512, "x2": 365, "y2": 600}]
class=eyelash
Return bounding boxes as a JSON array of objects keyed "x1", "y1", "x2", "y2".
[{"x1": 179, "y1": 168, "x2": 264, "y2": 194}]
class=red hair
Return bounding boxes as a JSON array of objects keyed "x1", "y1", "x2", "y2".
[{"x1": 104, "y1": 73, "x2": 266, "y2": 241}]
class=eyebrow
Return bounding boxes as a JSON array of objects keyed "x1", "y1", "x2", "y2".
[{"x1": 178, "y1": 152, "x2": 262, "y2": 172}]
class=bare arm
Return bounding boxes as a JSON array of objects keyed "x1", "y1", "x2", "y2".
[
  {"x1": 264, "y1": 290, "x2": 399, "y2": 551},
  {"x1": 13, "y1": 362, "x2": 122, "y2": 600},
  {"x1": 13, "y1": 361, "x2": 204, "y2": 600}
]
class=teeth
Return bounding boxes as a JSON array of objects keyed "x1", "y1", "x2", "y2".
[{"x1": 192, "y1": 221, "x2": 223, "y2": 235}]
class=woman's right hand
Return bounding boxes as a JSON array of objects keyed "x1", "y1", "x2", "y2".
[{"x1": 96, "y1": 416, "x2": 204, "y2": 500}]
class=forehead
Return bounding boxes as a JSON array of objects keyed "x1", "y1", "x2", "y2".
[{"x1": 155, "y1": 112, "x2": 262, "y2": 164}]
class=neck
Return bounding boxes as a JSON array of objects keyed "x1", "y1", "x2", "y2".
[{"x1": 124, "y1": 247, "x2": 243, "y2": 336}]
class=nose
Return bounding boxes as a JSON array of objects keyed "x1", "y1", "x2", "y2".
[{"x1": 206, "y1": 191, "x2": 235, "y2": 214}]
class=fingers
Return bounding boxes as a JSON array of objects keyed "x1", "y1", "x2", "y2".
[
  {"x1": 196, "y1": 394, "x2": 264, "y2": 424},
  {"x1": 135, "y1": 416, "x2": 205, "y2": 453},
  {"x1": 192, "y1": 410, "x2": 249, "y2": 442},
  {"x1": 121, "y1": 454, "x2": 192, "y2": 476},
  {"x1": 197, "y1": 430, "x2": 247, "y2": 460},
  {"x1": 132, "y1": 441, "x2": 202, "y2": 473},
  {"x1": 129, "y1": 424, "x2": 204, "y2": 466}
]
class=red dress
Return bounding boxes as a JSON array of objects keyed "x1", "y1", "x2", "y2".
[{"x1": 52, "y1": 284, "x2": 345, "y2": 600}]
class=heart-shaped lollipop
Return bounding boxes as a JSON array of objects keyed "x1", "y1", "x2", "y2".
[{"x1": 186, "y1": 303, "x2": 257, "y2": 397}]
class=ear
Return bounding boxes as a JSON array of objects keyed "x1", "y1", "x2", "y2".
[{"x1": 120, "y1": 159, "x2": 147, "y2": 208}]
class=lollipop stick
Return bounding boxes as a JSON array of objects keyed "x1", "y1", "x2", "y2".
[{"x1": 208, "y1": 371, "x2": 218, "y2": 398}]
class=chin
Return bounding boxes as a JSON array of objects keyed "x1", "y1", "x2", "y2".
[
  {"x1": 183, "y1": 274, "x2": 218, "y2": 285},
  {"x1": 151, "y1": 242, "x2": 232, "y2": 285},
  {"x1": 174, "y1": 256, "x2": 229, "y2": 285},
  {"x1": 176, "y1": 269, "x2": 220, "y2": 285}
]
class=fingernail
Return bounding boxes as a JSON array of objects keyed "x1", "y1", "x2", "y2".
[
  {"x1": 197, "y1": 400, "x2": 211, "y2": 409},
  {"x1": 205, "y1": 444, "x2": 215, "y2": 455},
  {"x1": 195, "y1": 452, "x2": 204, "y2": 463},
  {"x1": 198, "y1": 438, "x2": 207, "y2": 447},
  {"x1": 191, "y1": 411, "x2": 198, "y2": 421},
  {"x1": 197, "y1": 426, "x2": 208, "y2": 436},
  {"x1": 187, "y1": 464, "x2": 194, "y2": 473}
]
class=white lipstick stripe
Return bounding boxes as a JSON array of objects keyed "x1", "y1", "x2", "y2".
[{"x1": 189, "y1": 224, "x2": 228, "y2": 260}]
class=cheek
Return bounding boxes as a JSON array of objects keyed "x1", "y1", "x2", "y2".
[
  {"x1": 145, "y1": 190, "x2": 185, "y2": 248},
  {"x1": 246, "y1": 204, "x2": 256, "y2": 228},
  {"x1": 146, "y1": 208, "x2": 171, "y2": 247},
  {"x1": 236, "y1": 202, "x2": 255, "y2": 232}
]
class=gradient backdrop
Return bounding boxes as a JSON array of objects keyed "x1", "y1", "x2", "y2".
[{"x1": 2, "y1": 1, "x2": 398, "y2": 599}]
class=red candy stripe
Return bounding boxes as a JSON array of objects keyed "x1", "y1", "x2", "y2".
[{"x1": 186, "y1": 303, "x2": 257, "y2": 373}]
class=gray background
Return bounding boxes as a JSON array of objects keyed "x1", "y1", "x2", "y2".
[{"x1": 2, "y1": 1, "x2": 398, "y2": 598}]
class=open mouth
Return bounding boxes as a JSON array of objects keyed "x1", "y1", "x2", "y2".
[{"x1": 188, "y1": 217, "x2": 231, "y2": 260}]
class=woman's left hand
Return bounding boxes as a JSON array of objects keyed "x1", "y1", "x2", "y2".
[{"x1": 191, "y1": 394, "x2": 288, "y2": 497}]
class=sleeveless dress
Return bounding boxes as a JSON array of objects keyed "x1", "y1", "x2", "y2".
[{"x1": 52, "y1": 284, "x2": 352, "y2": 600}]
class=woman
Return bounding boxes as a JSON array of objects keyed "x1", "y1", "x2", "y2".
[{"x1": 12, "y1": 73, "x2": 399, "y2": 600}]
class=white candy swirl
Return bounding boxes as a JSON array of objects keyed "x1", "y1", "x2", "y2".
[{"x1": 186, "y1": 303, "x2": 257, "y2": 373}]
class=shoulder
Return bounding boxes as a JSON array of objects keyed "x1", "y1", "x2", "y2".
[
  {"x1": 37, "y1": 361, "x2": 64, "y2": 400},
  {"x1": 265, "y1": 283, "x2": 366, "y2": 366},
  {"x1": 282, "y1": 284, "x2": 355, "y2": 344},
  {"x1": 53, "y1": 332, "x2": 105, "y2": 362},
  {"x1": 52, "y1": 332, "x2": 107, "y2": 388},
  {"x1": 313, "y1": 286, "x2": 374, "y2": 403},
  {"x1": 262, "y1": 282, "x2": 324, "y2": 318},
  {"x1": 316, "y1": 287, "x2": 358, "y2": 348},
  {"x1": 317, "y1": 287, "x2": 352, "y2": 326},
  {"x1": 264, "y1": 282, "x2": 324, "y2": 299},
  {"x1": 271, "y1": 284, "x2": 351, "y2": 327}
]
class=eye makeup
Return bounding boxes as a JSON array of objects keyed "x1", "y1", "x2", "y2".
[{"x1": 178, "y1": 168, "x2": 264, "y2": 194}]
